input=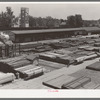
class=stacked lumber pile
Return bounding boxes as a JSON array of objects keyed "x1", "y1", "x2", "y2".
[
  {"x1": 43, "y1": 74, "x2": 91, "y2": 89},
  {"x1": 60, "y1": 42, "x2": 71, "y2": 48},
  {"x1": 56, "y1": 56, "x2": 75, "y2": 65},
  {"x1": 0, "y1": 73, "x2": 15, "y2": 85},
  {"x1": 84, "y1": 47, "x2": 95, "y2": 51},
  {"x1": 69, "y1": 51, "x2": 98, "y2": 64},
  {"x1": 78, "y1": 45, "x2": 91, "y2": 50},
  {"x1": 40, "y1": 50, "x2": 98, "y2": 65},
  {"x1": 20, "y1": 42, "x2": 42, "y2": 50},
  {"x1": 62, "y1": 76, "x2": 91, "y2": 89},
  {"x1": 43, "y1": 75, "x2": 75, "y2": 89},
  {"x1": 54, "y1": 49, "x2": 72, "y2": 55},
  {"x1": 75, "y1": 51, "x2": 95, "y2": 56},
  {"x1": 39, "y1": 59, "x2": 66, "y2": 72},
  {"x1": 0, "y1": 54, "x2": 38, "y2": 73},
  {"x1": 94, "y1": 47, "x2": 100, "y2": 52},
  {"x1": 84, "y1": 54, "x2": 98, "y2": 60},
  {"x1": 0, "y1": 59, "x2": 31, "y2": 73},
  {"x1": 39, "y1": 53, "x2": 56, "y2": 62},
  {"x1": 33, "y1": 45, "x2": 52, "y2": 53},
  {"x1": 94, "y1": 39, "x2": 100, "y2": 43},
  {"x1": 39, "y1": 52, "x2": 72, "y2": 65},
  {"x1": 74, "y1": 56, "x2": 86, "y2": 64},
  {"x1": 86, "y1": 61, "x2": 100, "y2": 71},
  {"x1": 94, "y1": 43, "x2": 100, "y2": 47},
  {"x1": 15, "y1": 65, "x2": 44, "y2": 79},
  {"x1": 0, "y1": 54, "x2": 44, "y2": 79},
  {"x1": 49, "y1": 42, "x2": 64, "y2": 49},
  {"x1": 20, "y1": 42, "x2": 53, "y2": 53},
  {"x1": 85, "y1": 40, "x2": 95, "y2": 44}
]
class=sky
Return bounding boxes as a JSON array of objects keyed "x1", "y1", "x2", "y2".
[{"x1": 0, "y1": 2, "x2": 100, "y2": 20}]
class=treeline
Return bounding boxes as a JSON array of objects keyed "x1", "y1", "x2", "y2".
[
  {"x1": 67, "y1": 14, "x2": 83, "y2": 28},
  {"x1": 0, "y1": 7, "x2": 99, "y2": 30},
  {"x1": 29, "y1": 14, "x2": 83, "y2": 29},
  {"x1": 29, "y1": 16, "x2": 61, "y2": 28}
]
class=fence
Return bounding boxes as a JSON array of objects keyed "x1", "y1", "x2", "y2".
[{"x1": 0, "y1": 43, "x2": 20, "y2": 58}]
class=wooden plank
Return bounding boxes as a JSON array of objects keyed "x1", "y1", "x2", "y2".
[
  {"x1": 62, "y1": 76, "x2": 85, "y2": 89},
  {"x1": 39, "y1": 60, "x2": 66, "y2": 69},
  {"x1": 43, "y1": 74, "x2": 75, "y2": 89},
  {"x1": 83, "y1": 82, "x2": 100, "y2": 89},
  {"x1": 86, "y1": 61, "x2": 100, "y2": 71},
  {"x1": 15, "y1": 64, "x2": 37, "y2": 72}
]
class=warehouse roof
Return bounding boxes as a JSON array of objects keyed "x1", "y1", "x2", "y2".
[{"x1": 11, "y1": 27, "x2": 100, "y2": 35}]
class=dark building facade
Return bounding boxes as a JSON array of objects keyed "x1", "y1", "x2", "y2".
[{"x1": 6, "y1": 27, "x2": 100, "y2": 43}]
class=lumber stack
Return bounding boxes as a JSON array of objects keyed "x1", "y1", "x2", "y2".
[
  {"x1": 56, "y1": 56, "x2": 75, "y2": 65},
  {"x1": 39, "y1": 53, "x2": 56, "y2": 62},
  {"x1": 0, "y1": 73, "x2": 15, "y2": 84},
  {"x1": 43, "y1": 75, "x2": 75, "y2": 89},
  {"x1": 43, "y1": 74, "x2": 91, "y2": 89},
  {"x1": 78, "y1": 45, "x2": 90, "y2": 50},
  {"x1": 94, "y1": 43, "x2": 100, "y2": 47},
  {"x1": 20, "y1": 42, "x2": 42, "y2": 50},
  {"x1": 86, "y1": 61, "x2": 100, "y2": 71},
  {"x1": 39, "y1": 59, "x2": 66, "y2": 71},
  {"x1": 0, "y1": 55, "x2": 36, "y2": 73},
  {"x1": 84, "y1": 47, "x2": 95, "y2": 51},
  {"x1": 15, "y1": 65, "x2": 44, "y2": 79},
  {"x1": 74, "y1": 56, "x2": 86, "y2": 64},
  {"x1": 33, "y1": 45, "x2": 52, "y2": 53},
  {"x1": 39, "y1": 52, "x2": 72, "y2": 65},
  {"x1": 62, "y1": 76, "x2": 91, "y2": 89}
]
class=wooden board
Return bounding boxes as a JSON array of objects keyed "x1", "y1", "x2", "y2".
[
  {"x1": 70, "y1": 69, "x2": 100, "y2": 84},
  {"x1": 86, "y1": 61, "x2": 100, "y2": 71},
  {"x1": 43, "y1": 74, "x2": 75, "y2": 89},
  {"x1": 39, "y1": 59, "x2": 66, "y2": 69},
  {"x1": 15, "y1": 64, "x2": 36, "y2": 72},
  {"x1": 83, "y1": 82, "x2": 100, "y2": 89},
  {"x1": 62, "y1": 77, "x2": 91, "y2": 89}
]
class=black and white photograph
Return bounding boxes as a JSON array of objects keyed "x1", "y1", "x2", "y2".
[{"x1": 0, "y1": 2, "x2": 100, "y2": 91}]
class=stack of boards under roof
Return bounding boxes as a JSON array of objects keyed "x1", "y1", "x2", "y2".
[
  {"x1": 0, "y1": 54, "x2": 44, "y2": 79},
  {"x1": 0, "y1": 55, "x2": 31, "y2": 73},
  {"x1": 15, "y1": 65, "x2": 43, "y2": 80}
]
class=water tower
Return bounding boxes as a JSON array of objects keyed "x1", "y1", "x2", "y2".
[{"x1": 20, "y1": 7, "x2": 29, "y2": 27}]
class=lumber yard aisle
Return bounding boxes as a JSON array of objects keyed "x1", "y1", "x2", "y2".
[{"x1": 1, "y1": 56, "x2": 100, "y2": 89}]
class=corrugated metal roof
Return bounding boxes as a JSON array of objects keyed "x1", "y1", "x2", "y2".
[{"x1": 11, "y1": 27, "x2": 100, "y2": 35}]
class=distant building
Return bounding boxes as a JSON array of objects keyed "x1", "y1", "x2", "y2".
[
  {"x1": 6, "y1": 27, "x2": 100, "y2": 43},
  {"x1": 20, "y1": 7, "x2": 29, "y2": 28}
]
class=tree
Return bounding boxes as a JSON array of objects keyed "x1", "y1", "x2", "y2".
[
  {"x1": 0, "y1": 7, "x2": 15, "y2": 28},
  {"x1": 75, "y1": 14, "x2": 83, "y2": 27},
  {"x1": 67, "y1": 14, "x2": 83, "y2": 28},
  {"x1": 45, "y1": 16, "x2": 55, "y2": 28},
  {"x1": 6, "y1": 7, "x2": 15, "y2": 27},
  {"x1": 67, "y1": 15, "x2": 76, "y2": 28},
  {"x1": 29, "y1": 16, "x2": 36, "y2": 27}
]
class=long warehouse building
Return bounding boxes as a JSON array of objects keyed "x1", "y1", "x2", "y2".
[{"x1": 6, "y1": 27, "x2": 100, "y2": 43}]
